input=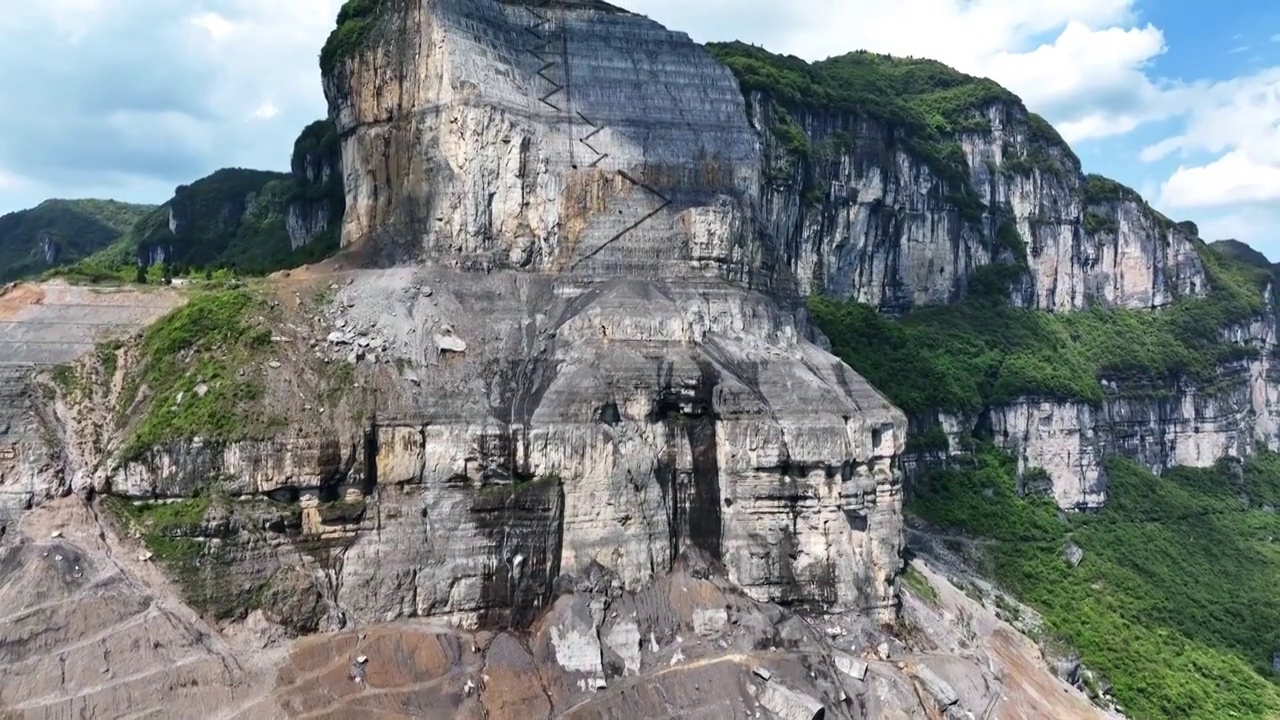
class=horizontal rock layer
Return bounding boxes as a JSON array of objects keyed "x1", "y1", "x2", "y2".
[
  {"x1": 326, "y1": 0, "x2": 765, "y2": 284},
  {"x1": 105, "y1": 267, "x2": 906, "y2": 625},
  {"x1": 917, "y1": 314, "x2": 1280, "y2": 508}
]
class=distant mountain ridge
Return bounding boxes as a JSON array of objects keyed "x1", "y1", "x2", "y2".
[
  {"x1": 0, "y1": 199, "x2": 155, "y2": 282},
  {"x1": 0, "y1": 120, "x2": 345, "y2": 284}
]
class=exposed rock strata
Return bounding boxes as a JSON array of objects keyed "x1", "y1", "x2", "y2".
[
  {"x1": 749, "y1": 95, "x2": 1208, "y2": 313},
  {"x1": 324, "y1": 0, "x2": 765, "y2": 284},
  {"x1": 910, "y1": 310, "x2": 1280, "y2": 508},
  {"x1": 0, "y1": 500, "x2": 1112, "y2": 720},
  {"x1": 99, "y1": 267, "x2": 905, "y2": 626}
]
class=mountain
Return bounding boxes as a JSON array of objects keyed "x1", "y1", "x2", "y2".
[
  {"x1": 48, "y1": 119, "x2": 345, "y2": 283},
  {"x1": 2, "y1": 1, "x2": 1279, "y2": 719},
  {"x1": 0, "y1": 198, "x2": 155, "y2": 281}
]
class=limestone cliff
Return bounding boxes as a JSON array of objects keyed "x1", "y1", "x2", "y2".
[
  {"x1": 709, "y1": 42, "x2": 1207, "y2": 314},
  {"x1": 287, "y1": 119, "x2": 346, "y2": 249},
  {"x1": 7, "y1": 0, "x2": 912, "y2": 633},
  {"x1": 129, "y1": 128, "x2": 345, "y2": 275},
  {"x1": 323, "y1": 0, "x2": 768, "y2": 286},
  {"x1": 710, "y1": 45, "x2": 1279, "y2": 510}
]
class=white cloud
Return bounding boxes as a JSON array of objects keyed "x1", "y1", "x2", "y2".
[
  {"x1": 0, "y1": 168, "x2": 23, "y2": 191},
  {"x1": 251, "y1": 102, "x2": 280, "y2": 120},
  {"x1": 189, "y1": 12, "x2": 237, "y2": 43},
  {"x1": 1146, "y1": 68, "x2": 1280, "y2": 213},
  {"x1": 1161, "y1": 152, "x2": 1280, "y2": 208},
  {"x1": 619, "y1": 0, "x2": 1167, "y2": 142},
  {"x1": 0, "y1": 0, "x2": 343, "y2": 214}
]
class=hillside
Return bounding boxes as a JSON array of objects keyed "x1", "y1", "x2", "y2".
[
  {"x1": 53, "y1": 119, "x2": 345, "y2": 283},
  {"x1": 0, "y1": 199, "x2": 155, "y2": 281}
]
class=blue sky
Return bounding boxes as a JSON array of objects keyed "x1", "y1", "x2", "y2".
[{"x1": 1, "y1": 0, "x2": 1278, "y2": 258}]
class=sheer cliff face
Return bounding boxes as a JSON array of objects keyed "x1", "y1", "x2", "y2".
[
  {"x1": 88, "y1": 269, "x2": 905, "y2": 625},
  {"x1": 324, "y1": 0, "x2": 765, "y2": 284},
  {"x1": 184, "y1": 0, "x2": 912, "y2": 624},
  {"x1": 753, "y1": 99, "x2": 1207, "y2": 313},
  {"x1": 975, "y1": 310, "x2": 1280, "y2": 509}
]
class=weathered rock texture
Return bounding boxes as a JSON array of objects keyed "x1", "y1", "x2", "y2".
[
  {"x1": 0, "y1": 499, "x2": 1111, "y2": 720},
  {"x1": 89, "y1": 267, "x2": 905, "y2": 629},
  {"x1": 287, "y1": 119, "x2": 345, "y2": 250},
  {"x1": 909, "y1": 308, "x2": 1280, "y2": 509},
  {"x1": 749, "y1": 97, "x2": 1208, "y2": 313},
  {"x1": 325, "y1": 0, "x2": 766, "y2": 285},
  {"x1": 292, "y1": 0, "x2": 906, "y2": 623},
  {"x1": 0, "y1": 283, "x2": 183, "y2": 529}
]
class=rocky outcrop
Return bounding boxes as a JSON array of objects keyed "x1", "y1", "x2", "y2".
[
  {"x1": 124, "y1": 122, "x2": 344, "y2": 274},
  {"x1": 294, "y1": 1, "x2": 907, "y2": 624},
  {"x1": 91, "y1": 267, "x2": 905, "y2": 627},
  {"x1": 915, "y1": 309, "x2": 1280, "y2": 508},
  {"x1": 286, "y1": 119, "x2": 344, "y2": 250},
  {"x1": 0, "y1": 500, "x2": 1108, "y2": 719},
  {"x1": 733, "y1": 58, "x2": 1207, "y2": 313},
  {"x1": 323, "y1": 0, "x2": 765, "y2": 283},
  {"x1": 0, "y1": 283, "x2": 184, "y2": 527}
]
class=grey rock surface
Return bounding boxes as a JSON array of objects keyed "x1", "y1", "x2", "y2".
[
  {"x1": 326, "y1": 0, "x2": 765, "y2": 286},
  {"x1": 104, "y1": 266, "x2": 907, "y2": 627},
  {"x1": 915, "y1": 309, "x2": 1280, "y2": 508},
  {"x1": 751, "y1": 95, "x2": 1208, "y2": 313},
  {"x1": 0, "y1": 501, "x2": 1112, "y2": 720}
]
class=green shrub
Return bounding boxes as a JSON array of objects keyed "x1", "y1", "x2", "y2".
[
  {"x1": 809, "y1": 243, "x2": 1271, "y2": 414},
  {"x1": 320, "y1": 0, "x2": 384, "y2": 75},
  {"x1": 706, "y1": 42, "x2": 1073, "y2": 215},
  {"x1": 910, "y1": 447, "x2": 1280, "y2": 719},
  {"x1": 119, "y1": 288, "x2": 281, "y2": 461}
]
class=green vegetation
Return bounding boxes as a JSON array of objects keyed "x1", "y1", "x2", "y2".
[
  {"x1": 706, "y1": 42, "x2": 1076, "y2": 219},
  {"x1": 901, "y1": 564, "x2": 940, "y2": 606},
  {"x1": 1213, "y1": 239, "x2": 1276, "y2": 271},
  {"x1": 49, "y1": 363, "x2": 83, "y2": 398},
  {"x1": 1079, "y1": 174, "x2": 1176, "y2": 233},
  {"x1": 810, "y1": 243, "x2": 1270, "y2": 414},
  {"x1": 118, "y1": 288, "x2": 283, "y2": 461},
  {"x1": 320, "y1": 0, "x2": 384, "y2": 75},
  {"x1": 911, "y1": 447, "x2": 1280, "y2": 718},
  {"x1": 1002, "y1": 113, "x2": 1076, "y2": 179},
  {"x1": 52, "y1": 119, "x2": 344, "y2": 284},
  {"x1": 0, "y1": 199, "x2": 154, "y2": 281}
]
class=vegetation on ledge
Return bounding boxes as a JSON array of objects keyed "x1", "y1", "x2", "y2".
[
  {"x1": 911, "y1": 447, "x2": 1280, "y2": 719},
  {"x1": 809, "y1": 243, "x2": 1270, "y2": 415},
  {"x1": 320, "y1": 0, "x2": 384, "y2": 75},
  {"x1": 706, "y1": 41, "x2": 1078, "y2": 218},
  {"x1": 118, "y1": 287, "x2": 285, "y2": 462}
]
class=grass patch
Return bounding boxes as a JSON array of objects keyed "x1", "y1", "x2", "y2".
[
  {"x1": 910, "y1": 447, "x2": 1280, "y2": 719},
  {"x1": 809, "y1": 242, "x2": 1270, "y2": 415},
  {"x1": 49, "y1": 363, "x2": 82, "y2": 398},
  {"x1": 118, "y1": 288, "x2": 282, "y2": 462},
  {"x1": 901, "y1": 564, "x2": 940, "y2": 606},
  {"x1": 104, "y1": 492, "x2": 273, "y2": 620}
]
